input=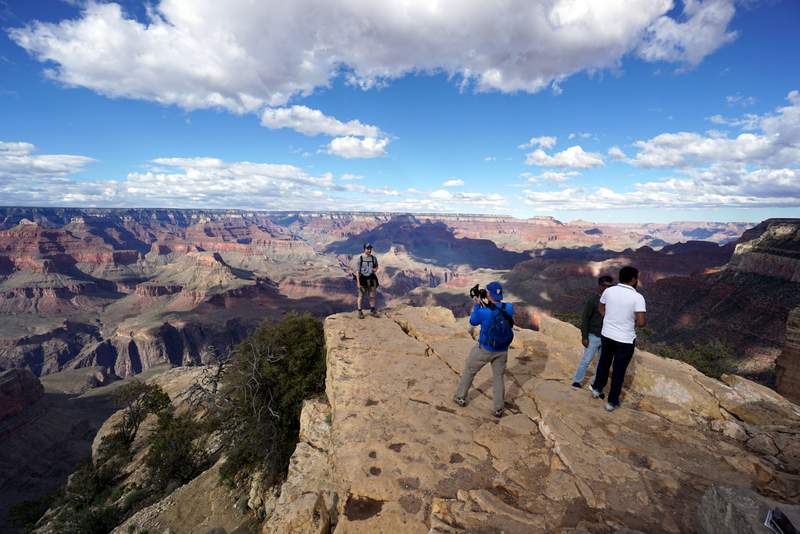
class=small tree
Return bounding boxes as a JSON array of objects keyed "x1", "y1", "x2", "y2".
[
  {"x1": 113, "y1": 381, "x2": 172, "y2": 445},
  {"x1": 217, "y1": 313, "x2": 326, "y2": 484},
  {"x1": 144, "y1": 412, "x2": 207, "y2": 490}
]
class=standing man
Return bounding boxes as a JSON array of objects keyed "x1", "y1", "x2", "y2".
[
  {"x1": 352, "y1": 243, "x2": 379, "y2": 319},
  {"x1": 572, "y1": 275, "x2": 614, "y2": 389},
  {"x1": 591, "y1": 266, "x2": 646, "y2": 412},
  {"x1": 453, "y1": 282, "x2": 514, "y2": 418}
]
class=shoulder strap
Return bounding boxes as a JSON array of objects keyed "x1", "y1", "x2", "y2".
[
  {"x1": 498, "y1": 303, "x2": 514, "y2": 327},
  {"x1": 359, "y1": 255, "x2": 363, "y2": 271}
]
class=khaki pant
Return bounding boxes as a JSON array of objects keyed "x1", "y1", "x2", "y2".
[{"x1": 455, "y1": 344, "x2": 508, "y2": 412}]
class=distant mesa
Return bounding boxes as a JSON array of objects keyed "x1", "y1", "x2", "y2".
[
  {"x1": 583, "y1": 227, "x2": 603, "y2": 235},
  {"x1": 324, "y1": 214, "x2": 530, "y2": 270}
]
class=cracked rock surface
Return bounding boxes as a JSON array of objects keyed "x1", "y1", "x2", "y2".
[{"x1": 272, "y1": 306, "x2": 800, "y2": 533}]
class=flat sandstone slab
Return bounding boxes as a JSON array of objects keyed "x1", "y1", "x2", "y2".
[{"x1": 318, "y1": 306, "x2": 800, "y2": 533}]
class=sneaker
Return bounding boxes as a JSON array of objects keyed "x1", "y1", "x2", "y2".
[
  {"x1": 358, "y1": 310, "x2": 365, "y2": 319},
  {"x1": 571, "y1": 382, "x2": 582, "y2": 389},
  {"x1": 370, "y1": 307, "x2": 379, "y2": 317},
  {"x1": 453, "y1": 396, "x2": 467, "y2": 407},
  {"x1": 604, "y1": 402, "x2": 619, "y2": 412},
  {"x1": 493, "y1": 408, "x2": 504, "y2": 418},
  {"x1": 591, "y1": 387, "x2": 605, "y2": 400}
]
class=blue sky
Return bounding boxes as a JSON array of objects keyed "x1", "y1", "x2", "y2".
[{"x1": 1, "y1": 0, "x2": 798, "y2": 222}]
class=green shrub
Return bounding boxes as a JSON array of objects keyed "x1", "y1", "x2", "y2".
[
  {"x1": 8, "y1": 490, "x2": 60, "y2": 531},
  {"x1": 72, "y1": 505, "x2": 121, "y2": 534},
  {"x1": 144, "y1": 412, "x2": 207, "y2": 490},
  {"x1": 217, "y1": 313, "x2": 326, "y2": 484},
  {"x1": 644, "y1": 339, "x2": 735, "y2": 379},
  {"x1": 112, "y1": 381, "x2": 172, "y2": 445}
]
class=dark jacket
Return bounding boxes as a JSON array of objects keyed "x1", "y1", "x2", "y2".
[{"x1": 580, "y1": 293, "x2": 603, "y2": 339}]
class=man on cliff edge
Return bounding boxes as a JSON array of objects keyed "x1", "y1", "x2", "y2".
[
  {"x1": 453, "y1": 281, "x2": 514, "y2": 418},
  {"x1": 591, "y1": 266, "x2": 647, "y2": 412},
  {"x1": 572, "y1": 275, "x2": 614, "y2": 389},
  {"x1": 352, "y1": 243, "x2": 379, "y2": 319}
]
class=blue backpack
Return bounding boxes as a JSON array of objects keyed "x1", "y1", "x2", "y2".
[{"x1": 485, "y1": 303, "x2": 514, "y2": 351}]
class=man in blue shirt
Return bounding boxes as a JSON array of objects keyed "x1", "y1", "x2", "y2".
[{"x1": 453, "y1": 281, "x2": 514, "y2": 418}]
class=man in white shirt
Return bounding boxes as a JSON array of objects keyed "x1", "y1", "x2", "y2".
[{"x1": 590, "y1": 266, "x2": 647, "y2": 412}]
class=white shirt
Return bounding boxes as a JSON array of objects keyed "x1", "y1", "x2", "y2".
[{"x1": 600, "y1": 284, "x2": 646, "y2": 344}]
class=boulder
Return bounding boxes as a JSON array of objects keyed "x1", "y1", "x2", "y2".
[{"x1": 696, "y1": 484, "x2": 800, "y2": 534}]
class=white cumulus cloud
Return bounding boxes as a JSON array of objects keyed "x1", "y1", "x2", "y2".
[
  {"x1": 630, "y1": 90, "x2": 800, "y2": 168},
  {"x1": 608, "y1": 146, "x2": 627, "y2": 160},
  {"x1": 327, "y1": 137, "x2": 388, "y2": 159},
  {"x1": 260, "y1": 105, "x2": 382, "y2": 137},
  {"x1": 637, "y1": 0, "x2": 738, "y2": 66},
  {"x1": 8, "y1": 0, "x2": 736, "y2": 113},
  {"x1": 518, "y1": 136, "x2": 557, "y2": 150},
  {"x1": 0, "y1": 141, "x2": 94, "y2": 179},
  {"x1": 525, "y1": 145, "x2": 604, "y2": 168},
  {"x1": 523, "y1": 171, "x2": 579, "y2": 183},
  {"x1": 442, "y1": 178, "x2": 464, "y2": 187}
]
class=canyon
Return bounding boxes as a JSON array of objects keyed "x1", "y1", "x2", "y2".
[
  {"x1": 0, "y1": 207, "x2": 755, "y2": 383},
  {"x1": 35, "y1": 306, "x2": 800, "y2": 533},
  {"x1": 2, "y1": 207, "x2": 799, "y2": 533}
]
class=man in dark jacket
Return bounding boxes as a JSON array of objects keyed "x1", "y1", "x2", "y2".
[{"x1": 572, "y1": 275, "x2": 613, "y2": 388}]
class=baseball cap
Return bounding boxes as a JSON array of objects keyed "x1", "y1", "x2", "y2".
[
  {"x1": 486, "y1": 281, "x2": 503, "y2": 301},
  {"x1": 363, "y1": 242, "x2": 373, "y2": 250}
]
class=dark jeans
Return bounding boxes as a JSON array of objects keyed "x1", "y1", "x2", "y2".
[{"x1": 592, "y1": 335, "x2": 636, "y2": 406}]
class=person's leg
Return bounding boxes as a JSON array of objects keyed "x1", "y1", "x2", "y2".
[
  {"x1": 455, "y1": 345, "x2": 489, "y2": 401},
  {"x1": 591, "y1": 336, "x2": 615, "y2": 393},
  {"x1": 607, "y1": 341, "x2": 636, "y2": 406},
  {"x1": 573, "y1": 333, "x2": 602, "y2": 384},
  {"x1": 369, "y1": 286, "x2": 378, "y2": 313},
  {"x1": 357, "y1": 285, "x2": 364, "y2": 310},
  {"x1": 489, "y1": 351, "x2": 508, "y2": 412}
]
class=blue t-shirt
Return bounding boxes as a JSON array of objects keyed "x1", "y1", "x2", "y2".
[{"x1": 470, "y1": 302, "x2": 514, "y2": 352}]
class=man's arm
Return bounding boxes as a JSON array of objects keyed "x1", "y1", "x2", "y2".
[
  {"x1": 598, "y1": 303, "x2": 606, "y2": 316},
  {"x1": 580, "y1": 297, "x2": 593, "y2": 340},
  {"x1": 469, "y1": 299, "x2": 485, "y2": 326},
  {"x1": 372, "y1": 256, "x2": 378, "y2": 272},
  {"x1": 634, "y1": 294, "x2": 647, "y2": 327}
]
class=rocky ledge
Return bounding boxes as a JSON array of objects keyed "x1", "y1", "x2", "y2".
[{"x1": 269, "y1": 306, "x2": 800, "y2": 533}]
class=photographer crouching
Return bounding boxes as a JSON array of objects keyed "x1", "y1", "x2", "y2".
[{"x1": 453, "y1": 281, "x2": 514, "y2": 418}]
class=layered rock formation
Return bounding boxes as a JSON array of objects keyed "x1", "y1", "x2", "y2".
[
  {"x1": 777, "y1": 306, "x2": 800, "y2": 403},
  {"x1": 267, "y1": 306, "x2": 800, "y2": 533},
  {"x1": 0, "y1": 368, "x2": 43, "y2": 421},
  {"x1": 728, "y1": 218, "x2": 800, "y2": 282}
]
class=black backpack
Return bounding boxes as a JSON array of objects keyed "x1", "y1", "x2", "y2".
[{"x1": 485, "y1": 303, "x2": 514, "y2": 350}]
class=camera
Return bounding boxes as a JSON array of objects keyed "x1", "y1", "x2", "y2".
[{"x1": 469, "y1": 284, "x2": 488, "y2": 301}]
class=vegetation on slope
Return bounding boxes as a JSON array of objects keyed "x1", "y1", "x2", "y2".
[
  {"x1": 216, "y1": 313, "x2": 327, "y2": 485},
  {"x1": 11, "y1": 313, "x2": 327, "y2": 533},
  {"x1": 554, "y1": 311, "x2": 735, "y2": 379}
]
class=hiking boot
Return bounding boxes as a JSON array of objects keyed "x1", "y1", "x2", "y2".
[
  {"x1": 453, "y1": 396, "x2": 467, "y2": 407},
  {"x1": 604, "y1": 402, "x2": 619, "y2": 412},
  {"x1": 493, "y1": 408, "x2": 504, "y2": 418},
  {"x1": 370, "y1": 307, "x2": 379, "y2": 317},
  {"x1": 591, "y1": 387, "x2": 605, "y2": 400},
  {"x1": 358, "y1": 309, "x2": 365, "y2": 319},
  {"x1": 571, "y1": 382, "x2": 582, "y2": 389}
]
